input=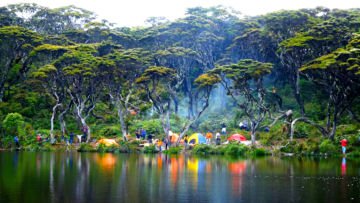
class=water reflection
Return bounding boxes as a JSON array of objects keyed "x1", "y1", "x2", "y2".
[
  {"x1": 0, "y1": 152, "x2": 359, "y2": 203},
  {"x1": 95, "y1": 153, "x2": 117, "y2": 172},
  {"x1": 341, "y1": 157, "x2": 346, "y2": 176}
]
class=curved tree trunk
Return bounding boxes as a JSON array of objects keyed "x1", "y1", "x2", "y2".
[
  {"x1": 250, "y1": 121, "x2": 257, "y2": 146},
  {"x1": 117, "y1": 102, "x2": 128, "y2": 140},
  {"x1": 50, "y1": 103, "x2": 62, "y2": 142},
  {"x1": 59, "y1": 103, "x2": 71, "y2": 137},
  {"x1": 294, "y1": 71, "x2": 305, "y2": 116},
  {"x1": 290, "y1": 117, "x2": 328, "y2": 141}
]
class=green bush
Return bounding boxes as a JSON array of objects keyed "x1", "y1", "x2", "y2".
[
  {"x1": 347, "y1": 134, "x2": 360, "y2": 146},
  {"x1": 223, "y1": 143, "x2": 249, "y2": 156},
  {"x1": 97, "y1": 125, "x2": 121, "y2": 137},
  {"x1": 2, "y1": 113, "x2": 25, "y2": 136},
  {"x1": 348, "y1": 149, "x2": 360, "y2": 158},
  {"x1": 164, "y1": 146, "x2": 183, "y2": 154},
  {"x1": 143, "y1": 145, "x2": 158, "y2": 153},
  {"x1": 129, "y1": 119, "x2": 162, "y2": 136},
  {"x1": 319, "y1": 140, "x2": 339, "y2": 155},
  {"x1": 192, "y1": 144, "x2": 213, "y2": 155},
  {"x1": 78, "y1": 143, "x2": 96, "y2": 152},
  {"x1": 336, "y1": 124, "x2": 359, "y2": 135},
  {"x1": 249, "y1": 148, "x2": 270, "y2": 156},
  {"x1": 280, "y1": 141, "x2": 297, "y2": 153},
  {"x1": 23, "y1": 142, "x2": 55, "y2": 151},
  {"x1": 116, "y1": 140, "x2": 131, "y2": 153},
  {"x1": 97, "y1": 143, "x2": 118, "y2": 153},
  {"x1": 0, "y1": 136, "x2": 14, "y2": 148}
]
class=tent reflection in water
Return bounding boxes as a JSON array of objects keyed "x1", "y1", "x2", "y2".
[
  {"x1": 188, "y1": 133, "x2": 206, "y2": 145},
  {"x1": 95, "y1": 153, "x2": 117, "y2": 172}
]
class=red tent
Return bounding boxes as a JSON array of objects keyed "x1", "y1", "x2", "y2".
[{"x1": 228, "y1": 134, "x2": 247, "y2": 141}]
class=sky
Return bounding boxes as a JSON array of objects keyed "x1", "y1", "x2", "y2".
[{"x1": 1, "y1": 0, "x2": 360, "y2": 27}]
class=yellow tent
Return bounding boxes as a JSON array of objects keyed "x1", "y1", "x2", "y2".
[{"x1": 97, "y1": 138, "x2": 119, "y2": 147}]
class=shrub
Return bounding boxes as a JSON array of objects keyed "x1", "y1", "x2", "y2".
[
  {"x1": 143, "y1": 145, "x2": 158, "y2": 153},
  {"x1": 348, "y1": 134, "x2": 360, "y2": 147},
  {"x1": 78, "y1": 143, "x2": 96, "y2": 152},
  {"x1": 164, "y1": 146, "x2": 183, "y2": 154},
  {"x1": 97, "y1": 143, "x2": 118, "y2": 153},
  {"x1": 23, "y1": 142, "x2": 55, "y2": 151},
  {"x1": 2, "y1": 113, "x2": 25, "y2": 136},
  {"x1": 0, "y1": 136, "x2": 14, "y2": 148},
  {"x1": 96, "y1": 125, "x2": 121, "y2": 137},
  {"x1": 223, "y1": 143, "x2": 248, "y2": 156},
  {"x1": 129, "y1": 119, "x2": 163, "y2": 136},
  {"x1": 192, "y1": 144, "x2": 213, "y2": 155},
  {"x1": 319, "y1": 140, "x2": 339, "y2": 155},
  {"x1": 280, "y1": 141, "x2": 297, "y2": 153},
  {"x1": 117, "y1": 141, "x2": 131, "y2": 153},
  {"x1": 249, "y1": 148, "x2": 270, "y2": 156},
  {"x1": 348, "y1": 149, "x2": 360, "y2": 158}
]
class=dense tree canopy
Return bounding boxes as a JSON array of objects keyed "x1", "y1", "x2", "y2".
[{"x1": 0, "y1": 3, "x2": 359, "y2": 145}]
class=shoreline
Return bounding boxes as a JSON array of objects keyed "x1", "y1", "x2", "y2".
[{"x1": 0, "y1": 142, "x2": 355, "y2": 159}]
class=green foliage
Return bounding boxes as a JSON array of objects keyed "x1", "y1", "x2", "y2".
[
  {"x1": 1, "y1": 3, "x2": 360, "y2": 156},
  {"x1": 319, "y1": 140, "x2": 339, "y2": 155},
  {"x1": 143, "y1": 145, "x2": 158, "y2": 153},
  {"x1": 2, "y1": 113, "x2": 25, "y2": 136},
  {"x1": 223, "y1": 143, "x2": 249, "y2": 156},
  {"x1": 0, "y1": 136, "x2": 15, "y2": 148},
  {"x1": 97, "y1": 143, "x2": 118, "y2": 153},
  {"x1": 194, "y1": 73, "x2": 221, "y2": 87},
  {"x1": 97, "y1": 125, "x2": 121, "y2": 137},
  {"x1": 163, "y1": 146, "x2": 183, "y2": 154},
  {"x1": 249, "y1": 148, "x2": 270, "y2": 157},
  {"x1": 192, "y1": 144, "x2": 214, "y2": 155},
  {"x1": 280, "y1": 141, "x2": 297, "y2": 153},
  {"x1": 348, "y1": 149, "x2": 360, "y2": 158},
  {"x1": 129, "y1": 119, "x2": 162, "y2": 136},
  {"x1": 77, "y1": 143, "x2": 96, "y2": 152}
]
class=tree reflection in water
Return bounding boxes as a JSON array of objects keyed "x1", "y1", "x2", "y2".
[{"x1": 0, "y1": 152, "x2": 359, "y2": 203}]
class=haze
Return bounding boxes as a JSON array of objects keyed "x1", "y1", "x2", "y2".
[{"x1": 1, "y1": 0, "x2": 360, "y2": 27}]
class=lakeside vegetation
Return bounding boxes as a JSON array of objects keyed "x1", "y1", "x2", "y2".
[{"x1": 0, "y1": 3, "x2": 359, "y2": 157}]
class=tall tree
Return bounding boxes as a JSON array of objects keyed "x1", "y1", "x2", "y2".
[
  {"x1": 136, "y1": 66, "x2": 176, "y2": 139},
  {"x1": 0, "y1": 26, "x2": 42, "y2": 101},
  {"x1": 300, "y1": 35, "x2": 360, "y2": 139},
  {"x1": 209, "y1": 59, "x2": 273, "y2": 145},
  {"x1": 102, "y1": 46, "x2": 150, "y2": 139}
]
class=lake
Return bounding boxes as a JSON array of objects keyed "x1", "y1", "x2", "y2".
[{"x1": 0, "y1": 152, "x2": 359, "y2": 203}]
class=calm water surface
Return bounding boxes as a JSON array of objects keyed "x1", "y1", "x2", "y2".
[{"x1": 0, "y1": 152, "x2": 359, "y2": 203}]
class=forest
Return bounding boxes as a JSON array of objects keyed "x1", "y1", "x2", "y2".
[{"x1": 0, "y1": 3, "x2": 359, "y2": 155}]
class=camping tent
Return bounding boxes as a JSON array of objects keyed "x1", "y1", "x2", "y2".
[
  {"x1": 188, "y1": 133, "x2": 206, "y2": 144},
  {"x1": 97, "y1": 138, "x2": 119, "y2": 147},
  {"x1": 228, "y1": 134, "x2": 247, "y2": 142}
]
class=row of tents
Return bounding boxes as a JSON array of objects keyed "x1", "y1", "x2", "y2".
[
  {"x1": 177, "y1": 133, "x2": 247, "y2": 145},
  {"x1": 97, "y1": 133, "x2": 247, "y2": 147}
]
